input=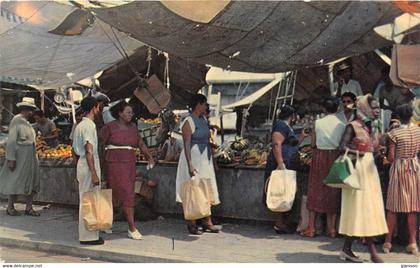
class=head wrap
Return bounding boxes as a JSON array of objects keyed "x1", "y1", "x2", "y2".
[{"x1": 357, "y1": 94, "x2": 375, "y2": 119}]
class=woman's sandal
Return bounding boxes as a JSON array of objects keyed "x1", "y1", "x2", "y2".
[
  {"x1": 24, "y1": 209, "x2": 40, "y2": 217},
  {"x1": 406, "y1": 244, "x2": 418, "y2": 255},
  {"x1": 6, "y1": 208, "x2": 21, "y2": 216},
  {"x1": 202, "y1": 223, "x2": 220, "y2": 233},
  {"x1": 382, "y1": 242, "x2": 392, "y2": 254},
  {"x1": 299, "y1": 228, "x2": 316, "y2": 238},
  {"x1": 274, "y1": 225, "x2": 294, "y2": 235}
]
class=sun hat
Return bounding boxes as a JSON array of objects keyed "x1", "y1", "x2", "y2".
[{"x1": 16, "y1": 97, "x2": 37, "y2": 109}]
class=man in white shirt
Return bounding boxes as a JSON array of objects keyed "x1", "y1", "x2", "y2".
[
  {"x1": 72, "y1": 97, "x2": 104, "y2": 245},
  {"x1": 334, "y1": 62, "x2": 363, "y2": 98}
]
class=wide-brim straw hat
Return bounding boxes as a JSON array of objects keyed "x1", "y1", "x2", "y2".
[{"x1": 16, "y1": 97, "x2": 37, "y2": 109}]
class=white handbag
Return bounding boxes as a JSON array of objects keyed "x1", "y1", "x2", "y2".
[
  {"x1": 266, "y1": 169, "x2": 297, "y2": 212},
  {"x1": 341, "y1": 150, "x2": 362, "y2": 190},
  {"x1": 326, "y1": 149, "x2": 361, "y2": 190}
]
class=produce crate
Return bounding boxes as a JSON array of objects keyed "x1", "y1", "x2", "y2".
[{"x1": 138, "y1": 124, "x2": 160, "y2": 148}]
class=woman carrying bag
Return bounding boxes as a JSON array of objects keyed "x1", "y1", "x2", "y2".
[
  {"x1": 338, "y1": 94, "x2": 388, "y2": 263},
  {"x1": 264, "y1": 105, "x2": 308, "y2": 234},
  {"x1": 176, "y1": 94, "x2": 220, "y2": 235}
]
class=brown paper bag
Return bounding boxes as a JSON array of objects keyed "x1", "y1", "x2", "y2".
[
  {"x1": 82, "y1": 189, "x2": 113, "y2": 231},
  {"x1": 396, "y1": 45, "x2": 420, "y2": 86},
  {"x1": 181, "y1": 178, "x2": 211, "y2": 220},
  {"x1": 390, "y1": 45, "x2": 420, "y2": 87}
]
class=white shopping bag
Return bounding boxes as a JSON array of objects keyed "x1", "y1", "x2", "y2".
[{"x1": 266, "y1": 169, "x2": 297, "y2": 212}]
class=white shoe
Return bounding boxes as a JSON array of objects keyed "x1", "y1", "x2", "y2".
[
  {"x1": 128, "y1": 229, "x2": 144, "y2": 240},
  {"x1": 339, "y1": 251, "x2": 363, "y2": 263},
  {"x1": 103, "y1": 229, "x2": 112, "y2": 234}
]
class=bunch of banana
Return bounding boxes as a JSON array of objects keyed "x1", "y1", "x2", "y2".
[
  {"x1": 258, "y1": 151, "x2": 268, "y2": 166},
  {"x1": 231, "y1": 136, "x2": 250, "y2": 151}
]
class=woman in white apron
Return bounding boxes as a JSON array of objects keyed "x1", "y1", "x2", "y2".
[{"x1": 176, "y1": 94, "x2": 220, "y2": 235}]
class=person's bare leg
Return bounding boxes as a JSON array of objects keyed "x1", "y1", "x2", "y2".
[
  {"x1": 123, "y1": 207, "x2": 136, "y2": 232},
  {"x1": 202, "y1": 216, "x2": 213, "y2": 226},
  {"x1": 342, "y1": 236, "x2": 357, "y2": 257},
  {"x1": 275, "y1": 213, "x2": 285, "y2": 228},
  {"x1": 7, "y1": 195, "x2": 17, "y2": 211},
  {"x1": 385, "y1": 211, "x2": 397, "y2": 243},
  {"x1": 300, "y1": 210, "x2": 316, "y2": 237},
  {"x1": 25, "y1": 192, "x2": 36, "y2": 211},
  {"x1": 327, "y1": 213, "x2": 338, "y2": 238},
  {"x1": 407, "y1": 213, "x2": 418, "y2": 251},
  {"x1": 366, "y1": 237, "x2": 383, "y2": 263}
]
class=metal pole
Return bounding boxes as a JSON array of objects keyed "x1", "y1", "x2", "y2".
[
  {"x1": 40, "y1": 90, "x2": 45, "y2": 111},
  {"x1": 220, "y1": 113, "x2": 224, "y2": 144},
  {"x1": 328, "y1": 64, "x2": 335, "y2": 96}
]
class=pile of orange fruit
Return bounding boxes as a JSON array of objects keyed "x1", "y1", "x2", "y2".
[{"x1": 37, "y1": 144, "x2": 72, "y2": 159}]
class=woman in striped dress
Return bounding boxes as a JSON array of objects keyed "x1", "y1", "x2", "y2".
[{"x1": 383, "y1": 104, "x2": 420, "y2": 255}]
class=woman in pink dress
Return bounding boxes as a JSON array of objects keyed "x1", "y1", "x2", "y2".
[{"x1": 100, "y1": 101, "x2": 155, "y2": 240}]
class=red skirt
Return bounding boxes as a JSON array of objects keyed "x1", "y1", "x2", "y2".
[
  {"x1": 307, "y1": 149, "x2": 341, "y2": 214},
  {"x1": 105, "y1": 160, "x2": 136, "y2": 208}
]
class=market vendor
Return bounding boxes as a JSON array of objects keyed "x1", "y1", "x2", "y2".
[
  {"x1": 334, "y1": 62, "x2": 363, "y2": 98},
  {"x1": 33, "y1": 110, "x2": 59, "y2": 148}
]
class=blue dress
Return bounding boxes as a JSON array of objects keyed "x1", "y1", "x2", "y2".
[
  {"x1": 175, "y1": 114, "x2": 220, "y2": 205},
  {"x1": 263, "y1": 120, "x2": 298, "y2": 204}
]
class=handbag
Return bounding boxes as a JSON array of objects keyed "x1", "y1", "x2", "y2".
[
  {"x1": 323, "y1": 149, "x2": 361, "y2": 190},
  {"x1": 181, "y1": 177, "x2": 211, "y2": 220},
  {"x1": 82, "y1": 189, "x2": 113, "y2": 231},
  {"x1": 265, "y1": 169, "x2": 297, "y2": 212}
]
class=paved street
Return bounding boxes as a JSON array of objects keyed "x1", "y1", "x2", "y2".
[
  {"x1": 0, "y1": 202, "x2": 418, "y2": 263},
  {"x1": 0, "y1": 246, "x2": 103, "y2": 263}
]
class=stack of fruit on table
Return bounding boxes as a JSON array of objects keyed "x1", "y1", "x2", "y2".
[
  {"x1": 216, "y1": 137, "x2": 270, "y2": 167},
  {"x1": 36, "y1": 135, "x2": 73, "y2": 161},
  {"x1": 141, "y1": 118, "x2": 161, "y2": 124}
]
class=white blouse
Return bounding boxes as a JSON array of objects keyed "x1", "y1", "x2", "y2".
[{"x1": 315, "y1": 114, "x2": 346, "y2": 150}]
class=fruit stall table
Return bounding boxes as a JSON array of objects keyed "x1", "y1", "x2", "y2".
[{"x1": 0, "y1": 156, "x2": 302, "y2": 222}]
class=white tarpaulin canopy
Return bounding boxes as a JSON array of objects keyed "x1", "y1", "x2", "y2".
[
  {"x1": 222, "y1": 75, "x2": 284, "y2": 110},
  {"x1": 0, "y1": 1, "x2": 144, "y2": 88}
]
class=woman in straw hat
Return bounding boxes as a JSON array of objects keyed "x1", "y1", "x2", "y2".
[{"x1": 0, "y1": 97, "x2": 41, "y2": 216}]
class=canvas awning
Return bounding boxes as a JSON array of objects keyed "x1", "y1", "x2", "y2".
[
  {"x1": 0, "y1": 1, "x2": 143, "y2": 88},
  {"x1": 93, "y1": 1, "x2": 403, "y2": 73},
  {"x1": 222, "y1": 75, "x2": 284, "y2": 110}
]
